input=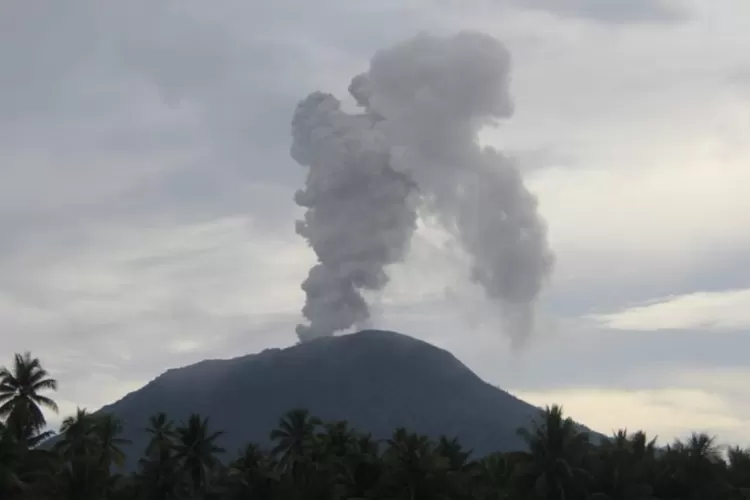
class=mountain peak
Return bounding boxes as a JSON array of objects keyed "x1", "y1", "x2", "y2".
[{"x1": 96, "y1": 330, "x2": 564, "y2": 469}]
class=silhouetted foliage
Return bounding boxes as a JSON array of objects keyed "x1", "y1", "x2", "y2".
[{"x1": 1, "y1": 350, "x2": 747, "y2": 500}]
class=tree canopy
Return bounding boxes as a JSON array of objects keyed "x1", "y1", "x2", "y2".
[{"x1": 0, "y1": 351, "x2": 746, "y2": 500}]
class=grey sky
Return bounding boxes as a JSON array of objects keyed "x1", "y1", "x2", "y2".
[{"x1": 2, "y1": 0, "x2": 750, "y2": 444}]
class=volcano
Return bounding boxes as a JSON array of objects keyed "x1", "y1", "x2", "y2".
[{"x1": 94, "y1": 330, "x2": 586, "y2": 468}]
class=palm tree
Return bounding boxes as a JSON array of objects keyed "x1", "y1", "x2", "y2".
[
  {"x1": 589, "y1": 429, "x2": 657, "y2": 500},
  {"x1": 225, "y1": 443, "x2": 278, "y2": 499},
  {"x1": 472, "y1": 452, "x2": 521, "y2": 500},
  {"x1": 52, "y1": 407, "x2": 114, "y2": 499},
  {"x1": 0, "y1": 422, "x2": 24, "y2": 497},
  {"x1": 435, "y1": 435, "x2": 474, "y2": 499},
  {"x1": 318, "y1": 420, "x2": 355, "y2": 460},
  {"x1": 380, "y1": 428, "x2": 453, "y2": 500},
  {"x1": 55, "y1": 459, "x2": 105, "y2": 500},
  {"x1": 436, "y1": 435, "x2": 472, "y2": 471},
  {"x1": 54, "y1": 407, "x2": 97, "y2": 462},
  {"x1": 0, "y1": 352, "x2": 58, "y2": 444},
  {"x1": 515, "y1": 404, "x2": 592, "y2": 500},
  {"x1": 726, "y1": 446, "x2": 750, "y2": 498},
  {"x1": 270, "y1": 408, "x2": 322, "y2": 474},
  {"x1": 92, "y1": 413, "x2": 131, "y2": 470},
  {"x1": 144, "y1": 412, "x2": 176, "y2": 459},
  {"x1": 658, "y1": 433, "x2": 727, "y2": 500},
  {"x1": 174, "y1": 413, "x2": 225, "y2": 495},
  {"x1": 342, "y1": 432, "x2": 383, "y2": 499},
  {"x1": 137, "y1": 412, "x2": 182, "y2": 500}
]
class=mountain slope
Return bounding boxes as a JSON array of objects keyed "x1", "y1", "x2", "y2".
[{"x1": 97, "y1": 330, "x2": 573, "y2": 468}]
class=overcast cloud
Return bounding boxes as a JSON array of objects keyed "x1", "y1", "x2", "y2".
[{"x1": 2, "y1": 0, "x2": 750, "y2": 445}]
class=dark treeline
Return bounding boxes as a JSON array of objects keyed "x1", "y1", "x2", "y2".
[{"x1": 2, "y1": 352, "x2": 749, "y2": 500}]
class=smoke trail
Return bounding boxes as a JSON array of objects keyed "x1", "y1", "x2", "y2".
[
  {"x1": 291, "y1": 31, "x2": 554, "y2": 344},
  {"x1": 291, "y1": 93, "x2": 418, "y2": 341}
]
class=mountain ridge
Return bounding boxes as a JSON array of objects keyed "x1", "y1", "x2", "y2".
[{"x1": 91, "y1": 330, "x2": 595, "y2": 469}]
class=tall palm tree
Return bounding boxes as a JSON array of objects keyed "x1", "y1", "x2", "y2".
[
  {"x1": 381, "y1": 428, "x2": 453, "y2": 500},
  {"x1": 473, "y1": 452, "x2": 520, "y2": 500},
  {"x1": 317, "y1": 420, "x2": 355, "y2": 460},
  {"x1": 0, "y1": 352, "x2": 58, "y2": 444},
  {"x1": 53, "y1": 408, "x2": 111, "y2": 500},
  {"x1": 515, "y1": 405, "x2": 592, "y2": 500},
  {"x1": 0, "y1": 422, "x2": 24, "y2": 497},
  {"x1": 93, "y1": 413, "x2": 131, "y2": 470},
  {"x1": 589, "y1": 429, "x2": 657, "y2": 500},
  {"x1": 726, "y1": 446, "x2": 750, "y2": 497},
  {"x1": 55, "y1": 459, "x2": 105, "y2": 500},
  {"x1": 342, "y1": 432, "x2": 383, "y2": 499},
  {"x1": 144, "y1": 412, "x2": 176, "y2": 459},
  {"x1": 436, "y1": 435, "x2": 472, "y2": 471},
  {"x1": 0, "y1": 419, "x2": 64, "y2": 499},
  {"x1": 270, "y1": 408, "x2": 322, "y2": 474},
  {"x1": 658, "y1": 433, "x2": 727, "y2": 500},
  {"x1": 137, "y1": 412, "x2": 182, "y2": 500},
  {"x1": 435, "y1": 435, "x2": 474, "y2": 499},
  {"x1": 174, "y1": 413, "x2": 225, "y2": 495},
  {"x1": 54, "y1": 407, "x2": 98, "y2": 462},
  {"x1": 225, "y1": 443, "x2": 278, "y2": 500}
]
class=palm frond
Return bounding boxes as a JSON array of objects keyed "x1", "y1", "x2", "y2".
[
  {"x1": 30, "y1": 377, "x2": 58, "y2": 392},
  {"x1": 30, "y1": 394, "x2": 59, "y2": 413}
]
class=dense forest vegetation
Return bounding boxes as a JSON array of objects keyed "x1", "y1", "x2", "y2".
[{"x1": 1, "y1": 352, "x2": 749, "y2": 499}]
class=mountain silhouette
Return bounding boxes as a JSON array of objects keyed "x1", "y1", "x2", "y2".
[{"x1": 94, "y1": 330, "x2": 587, "y2": 468}]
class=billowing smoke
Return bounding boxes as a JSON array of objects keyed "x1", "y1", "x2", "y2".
[{"x1": 291, "y1": 31, "x2": 554, "y2": 344}]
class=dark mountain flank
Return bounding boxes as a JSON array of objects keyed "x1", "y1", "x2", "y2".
[{"x1": 95, "y1": 330, "x2": 584, "y2": 468}]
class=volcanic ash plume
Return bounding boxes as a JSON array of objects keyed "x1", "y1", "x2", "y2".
[{"x1": 291, "y1": 31, "x2": 554, "y2": 344}]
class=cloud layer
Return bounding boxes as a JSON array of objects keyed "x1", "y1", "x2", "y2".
[
  {"x1": 2, "y1": 0, "x2": 750, "y2": 444},
  {"x1": 588, "y1": 289, "x2": 750, "y2": 331}
]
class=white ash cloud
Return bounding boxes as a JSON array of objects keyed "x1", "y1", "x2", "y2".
[{"x1": 291, "y1": 31, "x2": 553, "y2": 344}]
